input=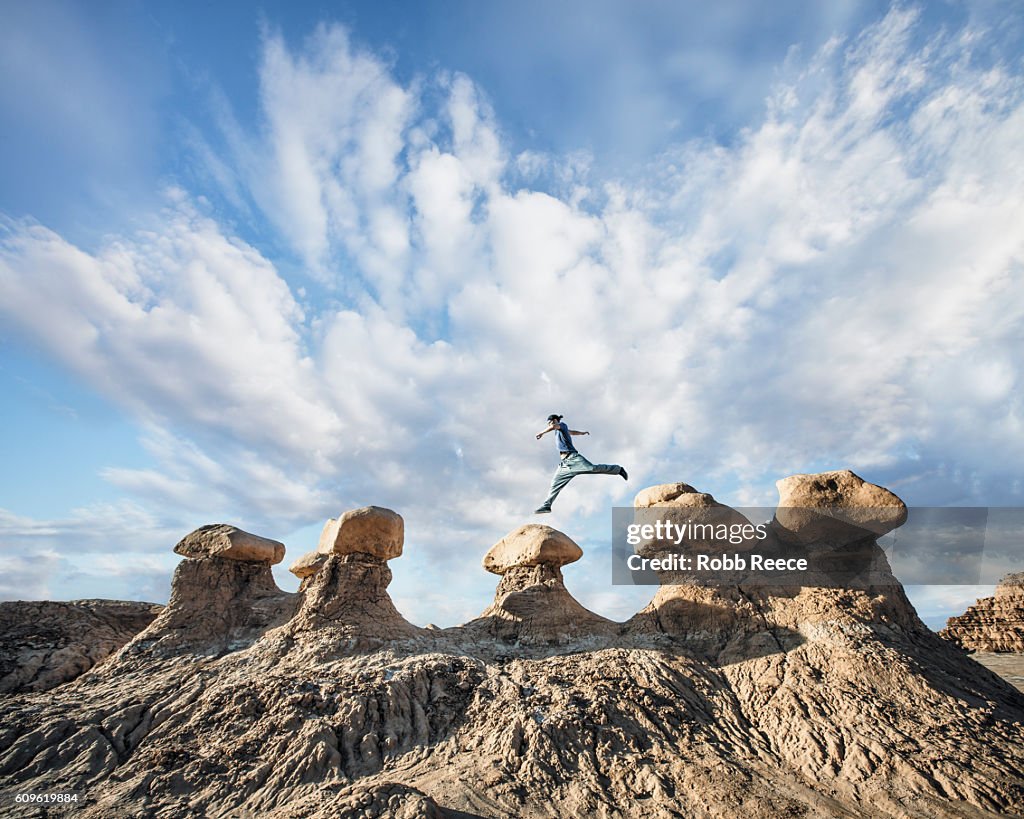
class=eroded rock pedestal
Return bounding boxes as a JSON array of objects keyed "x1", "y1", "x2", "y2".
[
  {"x1": 125, "y1": 524, "x2": 297, "y2": 657},
  {"x1": 627, "y1": 472, "x2": 918, "y2": 661},
  {"x1": 773, "y1": 469, "x2": 908, "y2": 545},
  {"x1": 469, "y1": 523, "x2": 616, "y2": 644},
  {"x1": 285, "y1": 506, "x2": 419, "y2": 646},
  {"x1": 941, "y1": 573, "x2": 1024, "y2": 652},
  {"x1": 625, "y1": 482, "x2": 771, "y2": 659}
]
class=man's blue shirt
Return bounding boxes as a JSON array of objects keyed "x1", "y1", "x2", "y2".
[{"x1": 555, "y1": 422, "x2": 577, "y2": 453}]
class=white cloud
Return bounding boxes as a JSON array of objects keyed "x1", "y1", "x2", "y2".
[
  {"x1": 0, "y1": 502, "x2": 178, "y2": 554},
  {"x1": 0, "y1": 552, "x2": 60, "y2": 601},
  {"x1": 0, "y1": 199, "x2": 342, "y2": 470},
  {"x1": 252, "y1": 24, "x2": 414, "y2": 290}
]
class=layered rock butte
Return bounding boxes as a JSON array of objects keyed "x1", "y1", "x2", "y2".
[
  {"x1": 1, "y1": 474, "x2": 1023, "y2": 818},
  {"x1": 941, "y1": 573, "x2": 1024, "y2": 653}
]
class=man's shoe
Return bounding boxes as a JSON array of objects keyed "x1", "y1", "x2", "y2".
[
  {"x1": 619, "y1": 467, "x2": 628, "y2": 481},
  {"x1": 534, "y1": 506, "x2": 552, "y2": 514}
]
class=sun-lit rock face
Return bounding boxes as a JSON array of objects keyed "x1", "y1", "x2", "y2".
[
  {"x1": 772, "y1": 469, "x2": 908, "y2": 545},
  {"x1": 468, "y1": 523, "x2": 614, "y2": 644},
  {"x1": 288, "y1": 550, "x2": 329, "y2": 591},
  {"x1": 287, "y1": 507, "x2": 419, "y2": 646},
  {"x1": 134, "y1": 538, "x2": 298, "y2": 657},
  {"x1": 940, "y1": 573, "x2": 1024, "y2": 652},
  {"x1": 625, "y1": 473, "x2": 919, "y2": 659},
  {"x1": 482, "y1": 523, "x2": 582, "y2": 574},
  {"x1": 316, "y1": 506, "x2": 404, "y2": 561},
  {"x1": 174, "y1": 524, "x2": 286, "y2": 564}
]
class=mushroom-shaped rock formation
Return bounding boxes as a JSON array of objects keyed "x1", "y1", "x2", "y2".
[
  {"x1": 772, "y1": 469, "x2": 907, "y2": 546},
  {"x1": 482, "y1": 523, "x2": 582, "y2": 573},
  {"x1": 316, "y1": 506, "x2": 404, "y2": 560},
  {"x1": 121, "y1": 525, "x2": 298, "y2": 658},
  {"x1": 768, "y1": 469, "x2": 910, "y2": 598},
  {"x1": 633, "y1": 481, "x2": 700, "y2": 507},
  {"x1": 940, "y1": 572, "x2": 1024, "y2": 652},
  {"x1": 631, "y1": 482, "x2": 758, "y2": 563},
  {"x1": 762, "y1": 470, "x2": 919, "y2": 634},
  {"x1": 3, "y1": 487, "x2": 1024, "y2": 818},
  {"x1": 289, "y1": 550, "x2": 329, "y2": 592},
  {"x1": 468, "y1": 524, "x2": 614, "y2": 644},
  {"x1": 287, "y1": 507, "x2": 419, "y2": 648},
  {"x1": 627, "y1": 476, "x2": 921, "y2": 661},
  {"x1": 627, "y1": 484, "x2": 775, "y2": 659}
]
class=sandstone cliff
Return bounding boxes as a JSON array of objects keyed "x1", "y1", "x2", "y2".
[
  {"x1": 1, "y1": 482, "x2": 1022, "y2": 818},
  {"x1": 940, "y1": 572, "x2": 1024, "y2": 652}
]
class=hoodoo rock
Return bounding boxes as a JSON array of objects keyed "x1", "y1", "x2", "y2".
[
  {"x1": 627, "y1": 484, "x2": 772, "y2": 658},
  {"x1": 632, "y1": 481, "x2": 700, "y2": 508},
  {"x1": 174, "y1": 524, "x2": 286, "y2": 564},
  {"x1": 470, "y1": 524, "x2": 615, "y2": 644},
  {"x1": 316, "y1": 506, "x2": 404, "y2": 560},
  {"x1": 627, "y1": 476, "x2": 920, "y2": 657},
  {"x1": 287, "y1": 507, "x2": 419, "y2": 646},
  {"x1": 773, "y1": 469, "x2": 908, "y2": 545},
  {"x1": 0, "y1": 600, "x2": 161, "y2": 695},
  {"x1": 632, "y1": 481, "x2": 755, "y2": 556},
  {"x1": 940, "y1": 572, "x2": 1024, "y2": 652},
  {"x1": 124, "y1": 524, "x2": 298, "y2": 657}
]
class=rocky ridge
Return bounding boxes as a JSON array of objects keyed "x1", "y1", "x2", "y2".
[
  {"x1": 0, "y1": 478, "x2": 1022, "y2": 818},
  {"x1": 0, "y1": 600, "x2": 161, "y2": 695},
  {"x1": 940, "y1": 572, "x2": 1024, "y2": 652}
]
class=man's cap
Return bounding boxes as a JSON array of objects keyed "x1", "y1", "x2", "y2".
[{"x1": 547, "y1": 414, "x2": 563, "y2": 422}]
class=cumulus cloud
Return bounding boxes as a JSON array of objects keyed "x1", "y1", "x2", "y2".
[
  {"x1": 1, "y1": 8, "x2": 1022, "y2": 621},
  {"x1": 0, "y1": 197, "x2": 341, "y2": 466}
]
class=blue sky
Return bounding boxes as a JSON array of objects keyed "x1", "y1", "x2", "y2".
[{"x1": 1, "y1": 0, "x2": 1022, "y2": 629}]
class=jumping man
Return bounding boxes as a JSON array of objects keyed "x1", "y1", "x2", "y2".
[{"x1": 534, "y1": 414, "x2": 627, "y2": 513}]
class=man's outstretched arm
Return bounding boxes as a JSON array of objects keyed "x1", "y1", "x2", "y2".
[
  {"x1": 536, "y1": 422, "x2": 558, "y2": 440},
  {"x1": 569, "y1": 429, "x2": 589, "y2": 436}
]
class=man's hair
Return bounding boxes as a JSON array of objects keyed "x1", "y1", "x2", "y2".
[{"x1": 547, "y1": 414, "x2": 563, "y2": 422}]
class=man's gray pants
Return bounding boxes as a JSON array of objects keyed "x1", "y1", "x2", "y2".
[{"x1": 538, "y1": 452, "x2": 621, "y2": 510}]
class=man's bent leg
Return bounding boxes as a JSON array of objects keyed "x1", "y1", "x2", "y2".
[
  {"x1": 568, "y1": 454, "x2": 621, "y2": 476},
  {"x1": 584, "y1": 462, "x2": 622, "y2": 475}
]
